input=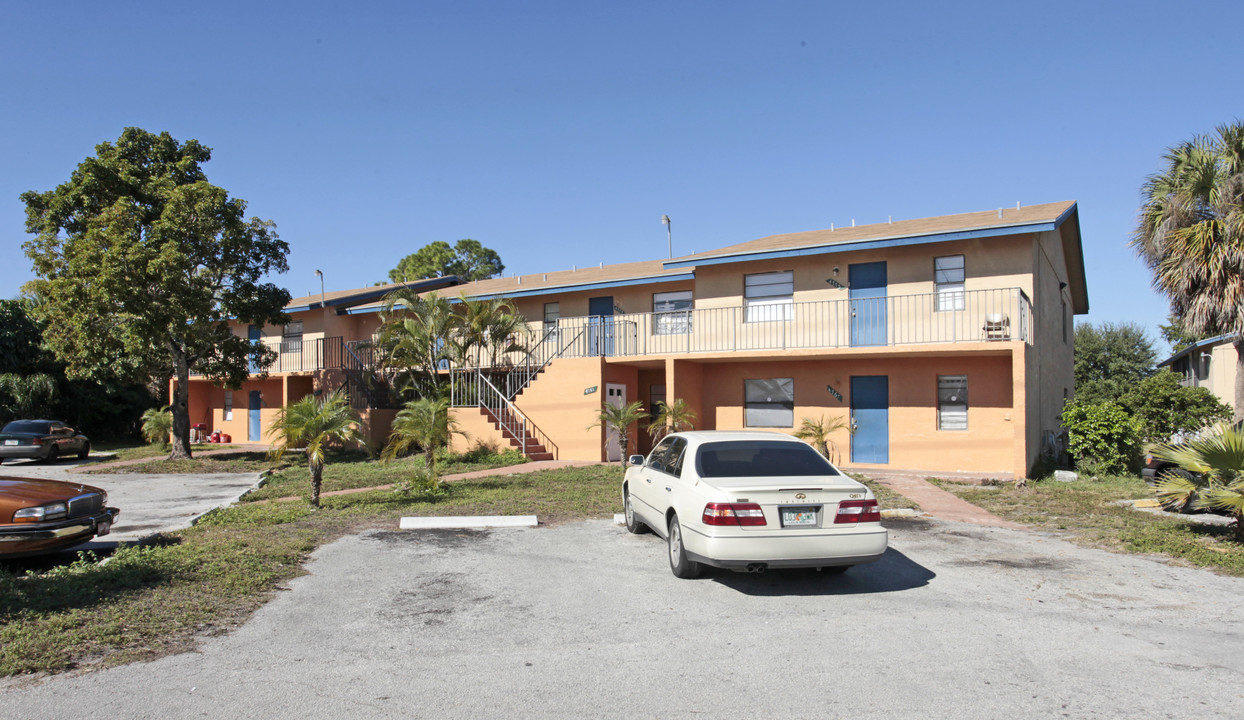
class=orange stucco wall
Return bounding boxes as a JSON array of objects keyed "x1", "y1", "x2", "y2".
[{"x1": 510, "y1": 356, "x2": 613, "y2": 461}]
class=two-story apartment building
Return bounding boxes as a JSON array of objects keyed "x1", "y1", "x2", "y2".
[{"x1": 178, "y1": 200, "x2": 1087, "y2": 479}]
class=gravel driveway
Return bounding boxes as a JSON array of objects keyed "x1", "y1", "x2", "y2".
[{"x1": 3, "y1": 516, "x2": 1242, "y2": 719}]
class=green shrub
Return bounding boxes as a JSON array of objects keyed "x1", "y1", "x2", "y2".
[
  {"x1": 140, "y1": 406, "x2": 173, "y2": 446},
  {"x1": 1118, "y1": 370, "x2": 1231, "y2": 443},
  {"x1": 1061, "y1": 400, "x2": 1142, "y2": 477}
]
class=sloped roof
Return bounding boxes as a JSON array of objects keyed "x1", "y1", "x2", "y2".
[{"x1": 672, "y1": 200, "x2": 1078, "y2": 265}]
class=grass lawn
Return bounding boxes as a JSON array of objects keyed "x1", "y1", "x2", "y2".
[
  {"x1": 934, "y1": 474, "x2": 1244, "y2": 576},
  {"x1": 88, "y1": 443, "x2": 267, "y2": 471},
  {"x1": 0, "y1": 461, "x2": 620, "y2": 678}
]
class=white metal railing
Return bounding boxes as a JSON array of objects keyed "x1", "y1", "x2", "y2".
[
  {"x1": 489, "y1": 287, "x2": 1032, "y2": 361},
  {"x1": 449, "y1": 369, "x2": 559, "y2": 459}
]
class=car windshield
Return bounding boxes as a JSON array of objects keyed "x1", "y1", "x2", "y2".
[
  {"x1": 696, "y1": 440, "x2": 840, "y2": 478},
  {"x1": 2, "y1": 421, "x2": 51, "y2": 434}
]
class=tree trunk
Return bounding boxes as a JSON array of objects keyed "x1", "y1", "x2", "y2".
[
  {"x1": 1234, "y1": 338, "x2": 1244, "y2": 425},
  {"x1": 309, "y1": 459, "x2": 322, "y2": 508},
  {"x1": 169, "y1": 346, "x2": 193, "y2": 460}
]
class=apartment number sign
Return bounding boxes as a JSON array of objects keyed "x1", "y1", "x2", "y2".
[
  {"x1": 826, "y1": 385, "x2": 843, "y2": 401},
  {"x1": 584, "y1": 386, "x2": 598, "y2": 395}
]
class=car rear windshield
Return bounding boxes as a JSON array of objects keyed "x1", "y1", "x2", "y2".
[
  {"x1": 2, "y1": 421, "x2": 51, "y2": 434},
  {"x1": 696, "y1": 440, "x2": 840, "y2": 478}
]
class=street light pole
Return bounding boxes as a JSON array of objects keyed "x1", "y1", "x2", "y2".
[
  {"x1": 661, "y1": 214, "x2": 672, "y2": 258},
  {"x1": 314, "y1": 269, "x2": 325, "y2": 308}
]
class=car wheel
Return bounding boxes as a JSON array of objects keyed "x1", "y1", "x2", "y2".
[
  {"x1": 624, "y1": 488, "x2": 649, "y2": 534},
  {"x1": 78, "y1": 441, "x2": 90, "y2": 461},
  {"x1": 45, "y1": 445, "x2": 60, "y2": 463},
  {"x1": 667, "y1": 513, "x2": 702, "y2": 579}
]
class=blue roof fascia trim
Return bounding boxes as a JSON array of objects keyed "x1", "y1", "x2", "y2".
[
  {"x1": 284, "y1": 304, "x2": 313, "y2": 313},
  {"x1": 341, "y1": 272, "x2": 696, "y2": 314},
  {"x1": 664, "y1": 221, "x2": 1058, "y2": 269},
  {"x1": 1157, "y1": 334, "x2": 1232, "y2": 368},
  {"x1": 1052, "y1": 202, "x2": 1078, "y2": 229}
]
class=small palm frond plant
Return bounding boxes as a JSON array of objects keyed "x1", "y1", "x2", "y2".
[
  {"x1": 267, "y1": 389, "x2": 365, "y2": 508},
  {"x1": 590, "y1": 400, "x2": 649, "y2": 472},
  {"x1": 382, "y1": 396, "x2": 464, "y2": 496},
  {"x1": 794, "y1": 414, "x2": 852, "y2": 463},
  {"x1": 141, "y1": 406, "x2": 174, "y2": 447},
  {"x1": 647, "y1": 398, "x2": 697, "y2": 442},
  {"x1": 1149, "y1": 422, "x2": 1244, "y2": 541}
]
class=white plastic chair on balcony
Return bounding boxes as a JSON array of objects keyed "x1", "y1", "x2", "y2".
[{"x1": 983, "y1": 313, "x2": 1010, "y2": 340}]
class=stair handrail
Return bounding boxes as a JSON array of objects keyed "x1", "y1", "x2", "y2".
[
  {"x1": 451, "y1": 368, "x2": 558, "y2": 460},
  {"x1": 502, "y1": 326, "x2": 585, "y2": 399}
]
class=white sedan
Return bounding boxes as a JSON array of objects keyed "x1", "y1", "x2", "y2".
[{"x1": 623, "y1": 431, "x2": 888, "y2": 578}]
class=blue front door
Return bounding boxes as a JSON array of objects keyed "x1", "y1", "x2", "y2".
[
  {"x1": 849, "y1": 262, "x2": 887, "y2": 347},
  {"x1": 248, "y1": 325, "x2": 261, "y2": 373},
  {"x1": 850, "y1": 376, "x2": 889, "y2": 464},
  {"x1": 248, "y1": 390, "x2": 262, "y2": 442},
  {"x1": 588, "y1": 296, "x2": 615, "y2": 356}
]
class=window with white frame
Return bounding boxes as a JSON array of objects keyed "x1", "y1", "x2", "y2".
[
  {"x1": 543, "y1": 302, "x2": 559, "y2": 340},
  {"x1": 224, "y1": 391, "x2": 233, "y2": 421},
  {"x1": 744, "y1": 271, "x2": 793, "y2": 322},
  {"x1": 281, "y1": 320, "x2": 304, "y2": 354},
  {"x1": 744, "y1": 378, "x2": 794, "y2": 427},
  {"x1": 653, "y1": 290, "x2": 692, "y2": 335},
  {"x1": 934, "y1": 256, "x2": 965, "y2": 311},
  {"x1": 937, "y1": 375, "x2": 968, "y2": 430}
]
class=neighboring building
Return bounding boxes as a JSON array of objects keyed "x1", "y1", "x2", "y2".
[
  {"x1": 1159, "y1": 335, "x2": 1238, "y2": 413},
  {"x1": 179, "y1": 200, "x2": 1088, "y2": 478}
]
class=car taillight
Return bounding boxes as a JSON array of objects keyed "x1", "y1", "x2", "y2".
[
  {"x1": 702, "y1": 502, "x2": 767, "y2": 526},
  {"x1": 834, "y1": 499, "x2": 880, "y2": 523},
  {"x1": 30, "y1": 437, "x2": 42, "y2": 445}
]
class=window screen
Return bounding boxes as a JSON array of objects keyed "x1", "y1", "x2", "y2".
[
  {"x1": 934, "y1": 256, "x2": 965, "y2": 311},
  {"x1": 938, "y1": 375, "x2": 968, "y2": 430},
  {"x1": 744, "y1": 271, "x2": 793, "y2": 322},
  {"x1": 653, "y1": 291, "x2": 692, "y2": 335},
  {"x1": 744, "y1": 378, "x2": 794, "y2": 427}
]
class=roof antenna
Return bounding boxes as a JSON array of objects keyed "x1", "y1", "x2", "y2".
[{"x1": 662, "y1": 214, "x2": 672, "y2": 258}]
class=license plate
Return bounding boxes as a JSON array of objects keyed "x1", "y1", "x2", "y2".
[
  {"x1": 781, "y1": 507, "x2": 818, "y2": 527},
  {"x1": 96, "y1": 521, "x2": 111, "y2": 537},
  {"x1": 3, "y1": 439, "x2": 16, "y2": 445}
]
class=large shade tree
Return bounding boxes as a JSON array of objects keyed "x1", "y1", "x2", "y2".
[
  {"x1": 1132, "y1": 122, "x2": 1244, "y2": 420},
  {"x1": 21, "y1": 128, "x2": 290, "y2": 458},
  {"x1": 387, "y1": 239, "x2": 504, "y2": 284}
]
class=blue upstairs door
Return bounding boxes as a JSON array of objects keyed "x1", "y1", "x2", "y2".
[
  {"x1": 849, "y1": 262, "x2": 887, "y2": 347},
  {"x1": 850, "y1": 376, "x2": 889, "y2": 464},
  {"x1": 248, "y1": 391, "x2": 262, "y2": 442},
  {"x1": 248, "y1": 325, "x2": 261, "y2": 373},
  {"x1": 588, "y1": 296, "x2": 615, "y2": 356}
]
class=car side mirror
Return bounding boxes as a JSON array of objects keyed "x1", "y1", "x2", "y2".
[{"x1": 628, "y1": 455, "x2": 644, "y2": 466}]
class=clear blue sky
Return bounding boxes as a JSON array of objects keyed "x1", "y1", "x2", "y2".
[{"x1": 3, "y1": 0, "x2": 1241, "y2": 354}]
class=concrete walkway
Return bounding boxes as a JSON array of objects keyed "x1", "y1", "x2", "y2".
[{"x1": 853, "y1": 468, "x2": 1024, "y2": 529}]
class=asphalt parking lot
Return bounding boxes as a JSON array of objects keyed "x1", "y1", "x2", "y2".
[
  {"x1": 0, "y1": 457, "x2": 260, "y2": 544},
  {"x1": 4, "y1": 515, "x2": 1243, "y2": 719}
]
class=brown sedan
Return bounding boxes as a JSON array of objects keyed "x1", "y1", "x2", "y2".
[{"x1": 0, "y1": 477, "x2": 119, "y2": 558}]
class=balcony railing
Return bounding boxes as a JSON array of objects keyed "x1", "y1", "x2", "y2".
[{"x1": 525, "y1": 287, "x2": 1031, "y2": 360}]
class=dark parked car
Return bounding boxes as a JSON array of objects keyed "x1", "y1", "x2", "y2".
[
  {"x1": 0, "y1": 476, "x2": 119, "y2": 558},
  {"x1": 0, "y1": 420, "x2": 90, "y2": 463}
]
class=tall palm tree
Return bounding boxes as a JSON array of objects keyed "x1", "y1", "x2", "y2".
[
  {"x1": 1149, "y1": 422, "x2": 1244, "y2": 541},
  {"x1": 647, "y1": 398, "x2": 697, "y2": 441},
  {"x1": 591, "y1": 400, "x2": 649, "y2": 472},
  {"x1": 794, "y1": 414, "x2": 852, "y2": 463},
  {"x1": 381, "y1": 397, "x2": 464, "y2": 486},
  {"x1": 457, "y1": 295, "x2": 529, "y2": 368},
  {"x1": 267, "y1": 389, "x2": 364, "y2": 508},
  {"x1": 1132, "y1": 122, "x2": 1244, "y2": 419}
]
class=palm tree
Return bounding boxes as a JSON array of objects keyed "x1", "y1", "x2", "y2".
[
  {"x1": 141, "y1": 406, "x2": 173, "y2": 447},
  {"x1": 591, "y1": 400, "x2": 649, "y2": 471},
  {"x1": 0, "y1": 372, "x2": 56, "y2": 420},
  {"x1": 794, "y1": 414, "x2": 853, "y2": 463},
  {"x1": 371, "y1": 289, "x2": 462, "y2": 398},
  {"x1": 381, "y1": 397, "x2": 464, "y2": 490},
  {"x1": 267, "y1": 389, "x2": 364, "y2": 508},
  {"x1": 647, "y1": 398, "x2": 696, "y2": 441},
  {"x1": 1149, "y1": 422, "x2": 1244, "y2": 541},
  {"x1": 457, "y1": 295, "x2": 529, "y2": 368},
  {"x1": 1132, "y1": 122, "x2": 1244, "y2": 419}
]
